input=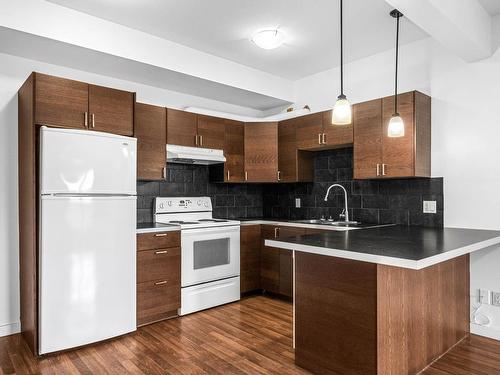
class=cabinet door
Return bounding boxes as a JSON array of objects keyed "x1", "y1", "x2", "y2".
[
  {"x1": 279, "y1": 250, "x2": 293, "y2": 298},
  {"x1": 353, "y1": 99, "x2": 383, "y2": 179},
  {"x1": 295, "y1": 112, "x2": 324, "y2": 150},
  {"x1": 240, "y1": 225, "x2": 261, "y2": 293},
  {"x1": 135, "y1": 103, "x2": 167, "y2": 181},
  {"x1": 197, "y1": 115, "x2": 225, "y2": 150},
  {"x1": 88, "y1": 85, "x2": 134, "y2": 136},
  {"x1": 260, "y1": 225, "x2": 280, "y2": 293},
  {"x1": 322, "y1": 110, "x2": 353, "y2": 147},
  {"x1": 167, "y1": 109, "x2": 197, "y2": 147},
  {"x1": 224, "y1": 119, "x2": 245, "y2": 182},
  {"x1": 34, "y1": 73, "x2": 89, "y2": 129},
  {"x1": 244, "y1": 122, "x2": 278, "y2": 182},
  {"x1": 278, "y1": 119, "x2": 297, "y2": 182},
  {"x1": 382, "y1": 92, "x2": 415, "y2": 178}
]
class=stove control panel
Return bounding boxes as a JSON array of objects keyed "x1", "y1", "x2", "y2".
[{"x1": 155, "y1": 197, "x2": 212, "y2": 213}]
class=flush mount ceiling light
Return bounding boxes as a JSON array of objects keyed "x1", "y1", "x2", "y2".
[
  {"x1": 251, "y1": 29, "x2": 285, "y2": 50},
  {"x1": 388, "y1": 9, "x2": 405, "y2": 138},
  {"x1": 331, "y1": 0, "x2": 352, "y2": 126}
]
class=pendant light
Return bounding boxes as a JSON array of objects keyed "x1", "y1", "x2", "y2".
[
  {"x1": 331, "y1": 0, "x2": 352, "y2": 125},
  {"x1": 388, "y1": 9, "x2": 404, "y2": 138}
]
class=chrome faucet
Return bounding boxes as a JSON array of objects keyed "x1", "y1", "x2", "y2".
[{"x1": 324, "y1": 184, "x2": 351, "y2": 223}]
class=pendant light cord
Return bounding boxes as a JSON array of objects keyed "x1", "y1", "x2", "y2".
[
  {"x1": 340, "y1": 0, "x2": 344, "y2": 96},
  {"x1": 394, "y1": 12, "x2": 400, "y2": 114}
]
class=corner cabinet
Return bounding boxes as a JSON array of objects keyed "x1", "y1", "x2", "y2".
[
  {"x1": 353, "y1": 91, "x2": 431, "y2": 179},
  {"x1": 34, "y1": 73, "x2": 134, "y2": 136},
  {"x1": 135, "y1": 102, "x2": 167, "y2": 181}
]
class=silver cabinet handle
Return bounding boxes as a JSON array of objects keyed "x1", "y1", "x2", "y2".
[
  {"x1": 199, "y1": 135, "x2": 203, "y2": 147},
  {"x1": 84, "y1": 112, "x2": 88, "y2": 128},
  {"x1": 274, "y1": 227, "x2": 280, "y2": 238},
  {"x1": 322, "y1": 133, "x2": 326, "y2": 144},
  {"x1": 91, "y1": 113, "x2": 95, "y2": 128},
  {"x1": 155, "y1": 280, "x2": 168, "y2": 286},
  {"x1": 318, "y1": 133, "x2": 322, "y2": 145},
  {"x1": 155, "y1": 250, "x2": 168, "y2": 254},
  {"x1": 376, "y1": 164, "x2": 380, "y2": 176},
  {"x1": 382, "y1": 164, "x2": 387, "y2": 176},
  {"x1": 245, "y1": 171, "x2": 248, "y2": 181},
  {"x1": 227, "y1": 170, "x2": 230, "y2": 181},
  {"x1": 195, "y1": 134, "x2": 198, "y2": 146},
  {"x1": 162, "y1": 166, "x2": 167, "y2": 179},
  {"x1": 277, "y1": 170, "x2": 281, "y2": 181},
  {"x1": 154, "y1": 233, "x2": 167, "y2": 237}
]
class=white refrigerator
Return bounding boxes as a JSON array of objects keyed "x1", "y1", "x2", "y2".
[{"x1": 39, "y1": 126, "x2": 137, "y2": 354}]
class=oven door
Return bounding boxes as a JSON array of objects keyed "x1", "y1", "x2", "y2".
[{"x1": 181, "y1": 225, "x2": 240, "y2": 287}]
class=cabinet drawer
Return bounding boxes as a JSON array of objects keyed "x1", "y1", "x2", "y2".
[
  {"x1": 137, "y1": 247, "x2": 181, "y2": 284},
  {"x1": 137, "y1": 279, "x2": 180, "y2": 326},
  {"x1": 137, "y1": 231, "x2": 180, "y2": 251}
]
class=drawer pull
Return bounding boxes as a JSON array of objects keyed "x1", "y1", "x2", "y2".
[
  {"x1": 154, "y1": 233, "x2": 168, "y2": 237},
  {"x1": 155, "y1": 280, "x2": 168, "y2": 286},
  {"x1": 155, "y1": 250, "x2": 168, "y2": 255}
]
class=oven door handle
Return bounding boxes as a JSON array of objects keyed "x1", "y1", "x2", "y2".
[{"x1": 181, "y1": 225, "x2": 240, "y2": 236}]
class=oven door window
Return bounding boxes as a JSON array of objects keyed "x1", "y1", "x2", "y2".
[{"x1": 193, "y1": 238, "x2": 230, "y2": 270}]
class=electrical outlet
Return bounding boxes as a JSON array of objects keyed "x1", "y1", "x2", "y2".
[
  {"x1": 492, "y1": 292, "x2": 500, "y2": 306},
  {"x1": 479, "y1": 289, "x2": 492, "y2": 304},
  {"x1": 423, "y1": 200, "x2": 437, "y2": 214},
  {"x1": 295, "y1": 198, "x2": 301, "y2": 208}
]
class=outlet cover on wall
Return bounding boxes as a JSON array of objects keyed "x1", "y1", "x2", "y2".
[
  {"x1": 295, "y1": 198, "x2": 301, "y2": 208},
  {"x1": 492, "y1": 292, "x2": 500, "y2": 306},
  {"x1": 423, "y1": 200, "x2": 437, "y2": 214}
]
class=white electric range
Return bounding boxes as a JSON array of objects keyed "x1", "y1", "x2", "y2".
[{"x1": 154, "y1": 197, "x2": 240, "y2": 315}]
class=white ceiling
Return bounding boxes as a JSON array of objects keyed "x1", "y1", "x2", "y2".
[
  {"x1": 479, "y1": 0, "x2": 500, "y2": 16},
  {"x1": 46, "y1": 0, "x2": 428, "y2": 80}
]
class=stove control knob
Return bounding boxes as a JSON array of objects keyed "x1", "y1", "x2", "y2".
[
  {"x1": 197, "y1": 200, "x2": 202, "y2": 206},
  {"x1": 204, "y1": 202, "x2": 209, "y2": 207},
  {"x1": 168, "y1": 201, "x2": 172, "y2": 206},
  {"x1": 159, "y1": 203, "x2": 164, "y2": 209}
]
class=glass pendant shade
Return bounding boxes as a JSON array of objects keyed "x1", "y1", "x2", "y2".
[
  {"x1": 387, "y1": 114, "x2": 405, "y2": 137},
  {"x1": 331, "y1": 95, "x2": 352, "y2": 125}
]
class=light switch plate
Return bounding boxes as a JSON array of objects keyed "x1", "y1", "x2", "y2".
[
  {"x1": 295, "y1": 198, "x2": 301, "y2": 208},
  {"x1": 423, "y1": 200, "x2": 437, "y2": 214}
]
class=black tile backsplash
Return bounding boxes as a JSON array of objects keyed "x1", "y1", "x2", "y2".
[
  {"x1": 262, "y1": 148, "x2": 444, "y2": 228},
  {"x1": 137, "y1": 163, "x2": 263, "y2": 223},
  {"x1": 137, "y1": 148, "x2": 443, "y2": 228}
]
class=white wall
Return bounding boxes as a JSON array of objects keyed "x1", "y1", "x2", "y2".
[{"x1": 0, "y1": 51, "x2": 267, "y2": 336}]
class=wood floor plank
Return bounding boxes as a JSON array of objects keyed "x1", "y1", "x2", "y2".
[{"x1": 1, "y1": 296, "x2": 500, "y2": 374}]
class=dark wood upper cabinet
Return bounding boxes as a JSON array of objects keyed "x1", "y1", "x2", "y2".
[
  {"x1": 295, "y1": 112, "x2": 324, "y2": 150},
  {"x1": 353, "y1": 91, "x2": 431, "y2": 179},
  {"x1": 167, "y1": 109, "x2": 197, "y2": 147},
  {"x1": 244, "y1": 122, "x2": 278, "y2": 182},
  {"x1": 353, "y1": 98, "x2": 383, "y2": 179},
  {"x1": 322, "y1": 110, "x2": 354, "y2": 147},
  {"x1": 224, "y1": 119, "x2": 245, "y2": 182},
  {"x1": 88, "y1": 85, "x2": 134, "y2": 136},
  {"x1": 34, "y1": 73, "x2": 89, "y2": 130},
  {"x1": 135, "y1": 102, "x2": 167, "y2": 181},
  {"x1": 197, "y1": 115, "x2": 225, "y2": 150}
]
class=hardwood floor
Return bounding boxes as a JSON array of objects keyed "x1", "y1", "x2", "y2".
[{"x1": 0, "y1": 296, "x2": 499, "y2": 374}]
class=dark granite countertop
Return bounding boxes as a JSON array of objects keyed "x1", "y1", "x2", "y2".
[
  {"x1": 136, "y1": 222, "x2": 180, "y2": 234},
  {"x1": 265, "y1": 225, "x2": 500, "y2": 269}
]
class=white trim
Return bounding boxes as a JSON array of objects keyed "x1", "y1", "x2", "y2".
[
  {"x1": 265, "y1": 235, "x2": 500, "y2": 270},
  {"x1": 471, "y1": 323, "x2": 500, "y2": 341},
  {"x1": 0, "y1": 322, "x2": 20, "y2": 337}
]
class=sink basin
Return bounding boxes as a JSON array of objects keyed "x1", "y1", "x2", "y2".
[
  {"x1": 292, "y1": 219, "x2": 360, "y2": 226},
  {"x1": 293, "y1": 219, "x2": 328, "y2": 224}
]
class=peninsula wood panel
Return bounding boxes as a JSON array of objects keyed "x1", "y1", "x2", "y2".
[
  {"x1": 167, "y1": 109, "x2": 198, "y2": 147},
  {"x1": 322, "y1": 109, "x2": 354, "y2": 147},
  {"x1": 377, "y1": 254, "x2": 469, "y2": 375},
  {"x1": 295, "y1": 252, "x2": 378, "y2": 375},
  {"x1": 240, "y1": 225, "x2": 261, "y2": 293},
  {"x1": 135, "y1": 102, "x2": 167, "y2": 180},
  {"x1": 295, "y1": 112, "x2": 324, "y2": 150},
  {"x1": 197, "y1": 115, "x2": 225, "y2": 150},
  {"x1": 88, "y1": 84, "x2": 134, "y2": 136},
  {"x1": 18, "y1": 74, "x2": 38, "y2": 354},
  {"x1": 381, "y1": 92, "x2": 415, "y2": 178},
  {"x1": 224, "y1": 119, "x2": 245, "y2": 182},
  {"x1": 34, "y1": 73, "x2": 89, "y2": 129},
  {"x1": 353, "y1": 98, "x2": 383, "y2": 179},
  {"x1": 244, "y1": 122, "x2": 278, "y2": 182}
]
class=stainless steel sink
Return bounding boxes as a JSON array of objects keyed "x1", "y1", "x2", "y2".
[
  {"x1": 293, "y1": 219, "x2": 329, "y2": 224},
  {"x1": 292, "y1": 219, "x2": 361, "y2": 226}
]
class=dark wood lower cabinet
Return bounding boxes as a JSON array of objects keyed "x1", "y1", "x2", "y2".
[
  {"x1": 240, "y1": 225, "x2": 261, "y2": 293},
  {"x1": 295, "y1": 252, "x2": 469, "y2": 375},
  {"x1": 137, "y1": 281, "x2": 180, "y2": 327}
]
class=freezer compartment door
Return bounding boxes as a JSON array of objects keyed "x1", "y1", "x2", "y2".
[
  {"x1": 39, "y1": 196, "x2": 136, "y2": 354},
  {"x1": 40, "y1": 126, "x2": 136, "y2": 195}
]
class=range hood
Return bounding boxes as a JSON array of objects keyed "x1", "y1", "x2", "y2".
[{"x1": 166, "y1": 144, "x2": 226, "y2": 165}]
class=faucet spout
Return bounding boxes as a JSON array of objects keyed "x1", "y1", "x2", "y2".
[{"x1": 324, "y1": 184, "x2": 350, "y2": 222}]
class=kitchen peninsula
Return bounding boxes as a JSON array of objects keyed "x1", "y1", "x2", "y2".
[{"x1": 266, "y1": 226, "x2": 500, "y2": 375}]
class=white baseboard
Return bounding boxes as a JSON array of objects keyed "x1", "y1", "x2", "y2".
[
  {"x1": 471, "y1": 323, "x2": 500, "y2": 341},
  {"x1": 0, "y1": 322, "x2": 20, "y2": 337}
]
